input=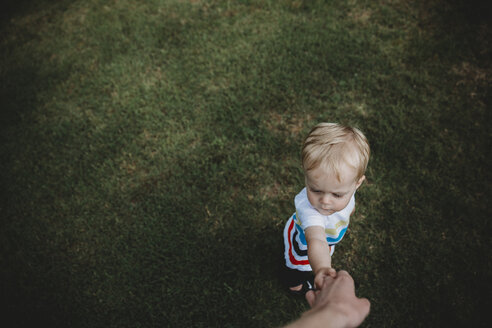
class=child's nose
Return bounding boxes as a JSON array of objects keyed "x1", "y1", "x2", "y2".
[{"x1": 320, "y1": 194, "x2": 331, "y2": 205}]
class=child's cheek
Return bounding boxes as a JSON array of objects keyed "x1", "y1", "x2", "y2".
[{"x1": 336, "y1": 198, "x2": 348, "y2": 211}]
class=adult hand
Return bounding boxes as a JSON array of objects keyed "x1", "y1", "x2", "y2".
[{"x1": 304, "y1": 270, "x2": 370, "y2": 328}]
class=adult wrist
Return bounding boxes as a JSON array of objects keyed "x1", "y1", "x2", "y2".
[{"x1": 295, "y1": 306, "x2": 347, "y2": 328}]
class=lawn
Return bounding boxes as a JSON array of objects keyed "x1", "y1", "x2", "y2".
[{"x1": 1, "y1": 0, "x2": 490, "y2": 327}]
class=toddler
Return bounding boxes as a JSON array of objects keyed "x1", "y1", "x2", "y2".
[{"x1": 282, "y1": 123, "x2": 370, "y2": 295}]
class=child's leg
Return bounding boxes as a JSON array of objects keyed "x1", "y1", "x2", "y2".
[
  {"x1": 281, "y1": 214, "x2": 314, "y2": 294},
  {"x1": 280, "y1": 265, "x2": 314, "y2": 291}
]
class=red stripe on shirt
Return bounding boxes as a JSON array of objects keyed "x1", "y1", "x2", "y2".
[{"x1": 287, "y1": 218, "x2": 310, "y2": 265}]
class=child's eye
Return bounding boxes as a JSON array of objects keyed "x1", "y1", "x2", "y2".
[
  {"x1": 311, "y1": 189, "x2": 322, "y2": 193},
  {"x1": 333, "y1": 193, "x2": 342, "y2": 198}
]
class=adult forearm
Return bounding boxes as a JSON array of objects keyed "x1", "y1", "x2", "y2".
[{"x1": 284, "y1": 308, "x2": 344, "y2": 328}]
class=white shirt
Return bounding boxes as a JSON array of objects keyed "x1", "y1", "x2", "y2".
[{"x1": 294, "y1": 187, "x2": 355, "y2": 243}]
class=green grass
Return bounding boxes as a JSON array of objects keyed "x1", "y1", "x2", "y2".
[{"x1": 1, "y1": 0, "x2": 490, "y2": 327}]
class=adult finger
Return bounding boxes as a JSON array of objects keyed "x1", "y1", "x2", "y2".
[
  {"x1": 357, "y1": 297, "x2": 371, "y2": 317},
  {"x1": 335, "y1": 270, "x2": 355, "y2": 291},
  {"x1": 336, "y1": 270, "x2": 351, "y2": 279},
  {"x1": 305, "y1": 290, "x2": 316, "y2": 307},
  {"x1": 346, "y1": 297, "x2": 371, "y2": 327}
]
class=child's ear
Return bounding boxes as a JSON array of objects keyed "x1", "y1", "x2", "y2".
[{"x1": 355, "y1": 175, "x2": 366, "y2": 189}]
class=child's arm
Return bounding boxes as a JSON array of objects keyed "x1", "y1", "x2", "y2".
[{"x1": 305, "y1": 226, "x2": 336, "y2": 289}]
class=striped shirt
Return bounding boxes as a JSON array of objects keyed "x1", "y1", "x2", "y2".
[{"x1": 283, "y1": 188, "x2": 355, "y2": 271}]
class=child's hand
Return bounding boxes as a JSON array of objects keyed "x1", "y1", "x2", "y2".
[{"x1": 314, "y1": 267, "x2": 337, "y2": 290}]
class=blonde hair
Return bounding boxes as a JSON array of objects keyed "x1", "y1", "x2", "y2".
[{"x1": 302, "y1": 123, "x2": 370, "y2": 182}]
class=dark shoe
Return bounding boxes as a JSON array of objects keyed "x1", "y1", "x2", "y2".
[{"x1": 288, "y1": 278, "x2": 314, "y2": 296}]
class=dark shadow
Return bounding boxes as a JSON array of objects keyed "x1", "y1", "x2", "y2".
[{"x1": 0, "y1": 0, "x2": 67, "y2": 25}]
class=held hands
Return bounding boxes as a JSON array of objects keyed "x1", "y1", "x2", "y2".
[
  {"x1": 314, "y1": 267, "x2": 337, "y2": 290},
  {"x1": 305, "y1": 270, "x2": 370, "y2": 328},
  {"x1": 283, "y1": 270, "x2": 369, "y2": 328}
]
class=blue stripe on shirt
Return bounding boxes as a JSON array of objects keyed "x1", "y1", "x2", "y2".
[{"x1": 294, "y1": 221, "x2": 347, "y2": 245}]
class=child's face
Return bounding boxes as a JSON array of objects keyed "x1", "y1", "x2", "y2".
[{"x1": 305, "y1": 165, "x2": 364, "y2": 216}]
